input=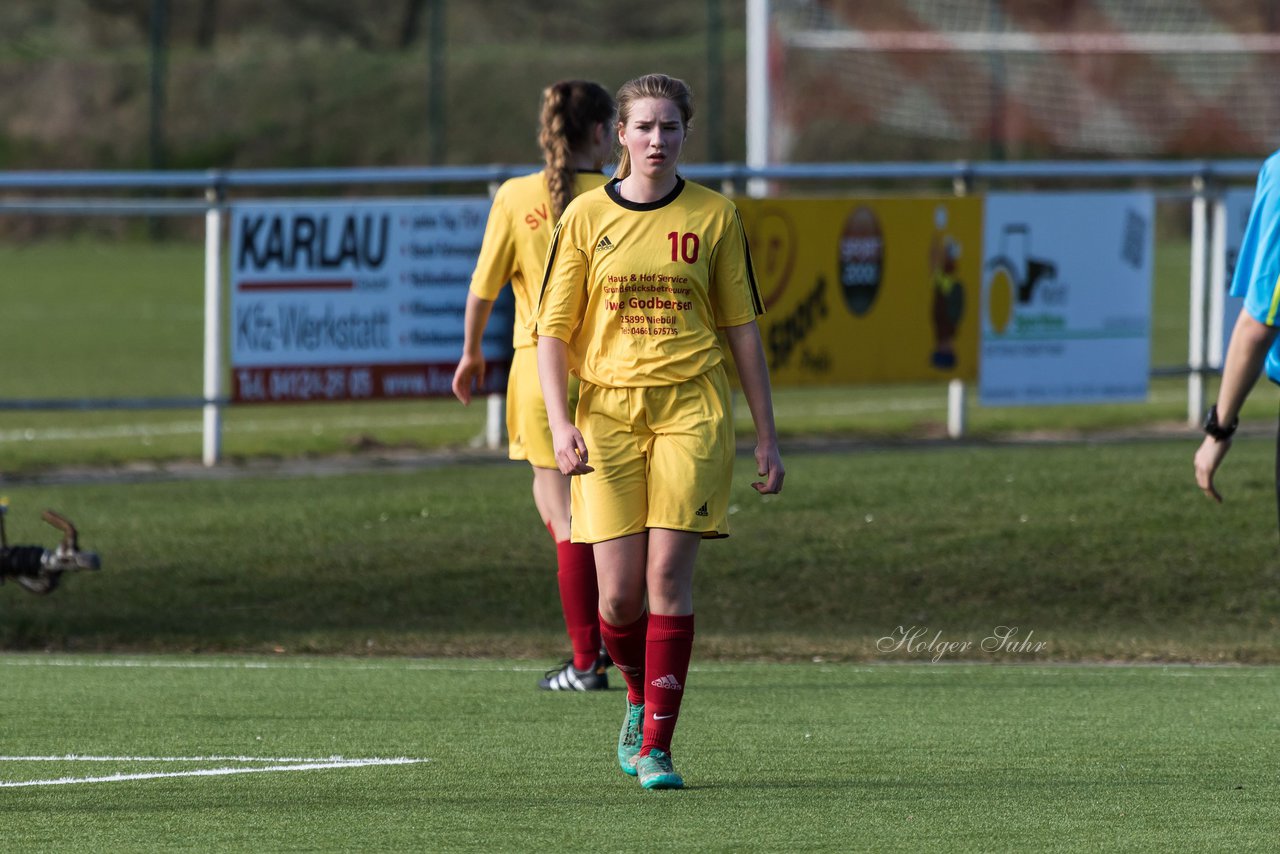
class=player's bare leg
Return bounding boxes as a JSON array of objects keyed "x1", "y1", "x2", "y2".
[
  {"x1": 530, "y1": 465, "x2": 571, "y2": 541},
  {"x1": 644, "y1": 528, "x2": 700, "y2": 617}
]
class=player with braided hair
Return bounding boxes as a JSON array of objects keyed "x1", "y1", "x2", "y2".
[
  {"x1": 538, "y1": 73, "x2": 784, "y2": 789},
  {"x1": 452, "y1": 79, "x2": 617, "y2": 691}
]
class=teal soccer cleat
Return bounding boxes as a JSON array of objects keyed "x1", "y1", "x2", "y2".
[
  {"x1": 635, "y1": 748, "x2": 683, "y2": 790},
  {"x1": 617, "y1": 699, "x2": 644, "y2": 776}
]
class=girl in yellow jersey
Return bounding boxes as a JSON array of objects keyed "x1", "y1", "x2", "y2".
[
  {"x1": 537, "y1": 74, "x2": 785, "y2": 790},
  {"x1": 452, "y1": 80, "x2": 615, "y2": 692}
]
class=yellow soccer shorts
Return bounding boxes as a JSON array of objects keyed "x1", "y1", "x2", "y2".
[
  {"x1": 570, "y1": 363, "x2": 735, "y2": 544},
  {"x1": 506, "y1": 345, "x2": 579, "y2": 470}
]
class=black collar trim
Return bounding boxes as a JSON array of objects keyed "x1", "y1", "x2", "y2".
[{"x1": 605, "y1": 176, "x2": 685, "y2": 211}]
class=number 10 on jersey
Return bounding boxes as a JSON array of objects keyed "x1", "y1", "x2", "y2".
[{"x1": 668, "y1": 231, "x2": 700, "y2": 264}]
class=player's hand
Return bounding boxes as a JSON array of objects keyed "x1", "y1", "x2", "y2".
[
  {"x1": 551, "y1": 423, "x2": 594, "y2": 476},
  {"x1": 1193, "y1": 434, "x2": 1231, "y2": 503},
  {"x1": 451, "y1": 353, "x2": 486, "y2": 405},
  {"x1": 752, "y1": 441, "x2": 785, "y2": 495}
]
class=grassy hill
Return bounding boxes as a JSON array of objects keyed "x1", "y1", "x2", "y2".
[{"x1": 0, "y1": 1, "x2": 747, "y2": 172}]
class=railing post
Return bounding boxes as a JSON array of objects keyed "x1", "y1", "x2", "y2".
[
  {"x1": 1187, "y1": 172, "x2": 1209, "y2": 425},
  {"x1": 1207, "y1": 191, "x2": 1228, "y2": 370},
  {"x1": 202, "y1": 174, "x2": 225, "y2": 467},
  {"x1": 483, "y1": 178, "x2": 506, "y2": 451},
  {"x1": 952, "y1": 160, "x2": 973, "y2": 197},
  {"x1": 947, "y1": 379, "x2": 967, "y2": 438}
]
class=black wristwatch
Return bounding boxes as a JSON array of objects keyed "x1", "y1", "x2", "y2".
[{"x1": 1203, "y1": 405, "x2": 1238, "y2": 441}]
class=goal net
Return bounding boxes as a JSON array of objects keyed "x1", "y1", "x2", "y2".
[{"x1": 765, "y1": 0, "x2": 1280, "y2": 161}]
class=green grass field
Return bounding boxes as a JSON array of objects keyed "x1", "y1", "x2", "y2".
[
  {"x1": 2, "y1": 440, "x2": 1276, "y2": 661},
  {"x1": 2, "y1": 236, "x2": 1277, "y2": 851},
  {"x1": 4, "y1": 655, "x2": 1276, "y2": 852}
]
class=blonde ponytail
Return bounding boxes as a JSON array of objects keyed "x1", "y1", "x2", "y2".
[
  {"x1": 538, "y1": 80, "x2": 616, "y2": 221},
  {"x1": 615, "y1": 148, "x2": 632, "y2": 180}
]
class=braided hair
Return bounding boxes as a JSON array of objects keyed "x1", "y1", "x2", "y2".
[{"x1": 538, "y1": 80, "x2": 616, "y2": 221}]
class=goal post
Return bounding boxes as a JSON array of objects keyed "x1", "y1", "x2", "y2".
[
  {"x1": 746, "y1": 0, "x2": 772, "y2": 196},
  {"x1": 751, "y1": 0, "x2": 1280, "y2": 163}
]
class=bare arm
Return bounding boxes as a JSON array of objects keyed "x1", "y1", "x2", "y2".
[
  {"x1": 451, "y1": 291, "x2": 496, "y2": 405},
  {"x1": 724, "y1": 321, "x2": 785, "y2": 494},
  {"x1": 536, "y1": 335, "x2": 593, "y2": 476},
  {"x1": 1194, "y1": 308, "x2": 1277, "y2": 502}
]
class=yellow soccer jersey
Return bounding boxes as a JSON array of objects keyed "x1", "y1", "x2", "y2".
[
  {"x1": 470, "y1": 169, "x2": 609, "y2": 349},
  {"x1": 537, "y1": 177, "x2": 763, "y2": 388}
]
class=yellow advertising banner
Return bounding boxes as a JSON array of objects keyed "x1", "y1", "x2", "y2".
[{"x1": 735, "y1": 196, "x2": 983, "y2": 384}]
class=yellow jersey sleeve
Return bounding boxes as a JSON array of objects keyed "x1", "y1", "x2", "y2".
[
  {"x1": 469, "y1": 181, "x2": 518, "y2": 302},
  {"x1": 536, "y1": 218, "x2": 589, "y2": 345},
  {"x1": 710, "y1": 208, "x2": 765, "y2": 327}
]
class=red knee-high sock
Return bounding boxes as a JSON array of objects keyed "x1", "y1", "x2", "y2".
[
  {"x1": 600, "y1": 611, "x2": 649, "y2": 705},
  {"x1": 641, "y1": 613, "x2": 695, "y2": 757},
  {"x1": 548, "y1": 522, "x2": 600, "y2": 671}
]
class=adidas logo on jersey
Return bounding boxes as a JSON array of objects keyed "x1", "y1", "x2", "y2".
[
  {"x1": 650, "y1": 673, "x2": 683, "y2": 691},
  {"x1": 695, "y1": 502, "x2": 709, "y2": 517},
  {"x1": 596, "y1": 235, "x2": 615, "y2": 252}
]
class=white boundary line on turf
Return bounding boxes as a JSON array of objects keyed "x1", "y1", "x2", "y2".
[
  {"x1": 0, "y1": 656, "x2": 766, "y2": 674},
  {"x1": 2, "y1": 655, "x2": 1268, "y2": 675},
  {"x1": 0, "y1": 756, "x2": 428, "y2": 788},
  {"x1": 0, "y1": 754, "x2": 395, "y2": 763},
  {"x1": 0, "y1": 657, "x2": 551, "y2": 673}
]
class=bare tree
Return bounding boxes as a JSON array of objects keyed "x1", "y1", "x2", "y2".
[
  {"x1": 195, "y1": 0, "x2": 218, "y2": 48},
  {"x1": 284, "y1": 0, "x2": 378, "y2": 49},
  {"x1": 81, "y1": 0, "x2": 150, "y2": 36},
  {"x1": 399, "y1": 0, "x2": 427, "y2": 49}
]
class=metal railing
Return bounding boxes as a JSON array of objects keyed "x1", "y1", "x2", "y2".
[{"x1": 0, "y1": 159, "x2": 1263, "y2": 462}]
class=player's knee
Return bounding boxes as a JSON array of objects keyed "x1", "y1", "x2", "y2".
[
  {"x1": 598, "y1": 591, "x2": 644, "y2": 626},
  {"x1": 649, "y1": 561, "x2": 692, "y2": 593}
]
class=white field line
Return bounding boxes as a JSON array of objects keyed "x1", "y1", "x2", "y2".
[
  {"x1": 0, "y1": 754, "x2": 396, "y2": 762},
  {"x1": 0, "y1": 655, "x2": 780, "y2": 676},
  {"x1": 0, "y1": 655, "x2": 1260, "y2": 676},
  {"x1": 0, "y1": 656, "x2": 547, "y2": 673},
  {"x1": 0, "y1": 757, "x2": 428, "y2": 788}
]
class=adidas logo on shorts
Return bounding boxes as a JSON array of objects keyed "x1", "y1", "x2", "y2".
[
  {"x1": 596, "y1": 235, "x2": 614, "y2": 252},
  {"x1": 695, "y1": 502, "x2": 709, "y2": 517},
  {"x1": 650, "y1": 673, "x2": 683, "y2": 691}
]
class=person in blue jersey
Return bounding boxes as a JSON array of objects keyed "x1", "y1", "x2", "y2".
[{"x1": 1194, "y1": 148, "x2": 1280, "y2": 529}]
